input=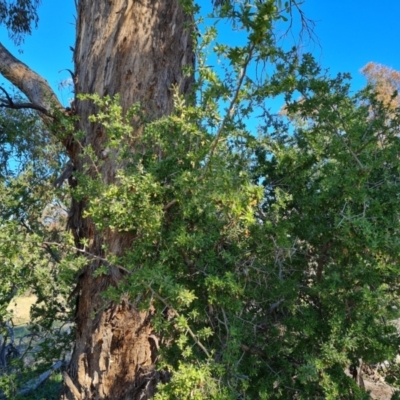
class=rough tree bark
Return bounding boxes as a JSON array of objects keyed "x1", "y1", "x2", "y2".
[
  {"x1": 61, "y1": 2, "x2": 194, "y2": 399},
  {"x1": 0, "y1": 1, "x2": 194, "y2": 399},
  {"x1": 65, "y1": 1, "x2": 194, "y2": 399}
]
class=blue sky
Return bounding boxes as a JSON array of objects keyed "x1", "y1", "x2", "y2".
[
  {"x1": 0, "y1": 0, "x2": 399, "y2": 105},
  {"x1": 301, "y1": 0, "x2": 400, "y2": 90},
  {"x1": 0, "y1": 1, "x2": 76, "y2": 105}
]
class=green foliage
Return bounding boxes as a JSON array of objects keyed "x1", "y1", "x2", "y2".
[
  {"x1": 52, "y1": 1, "x2": 400, "y2": 398},
  {"x1": 0, "y1": 370, "x2": 62, "y2": 400},
  {"x1": 0, "y1": 0, "x2": 41, "y2": 44},
  {"x1": 18, "y1": 372, "x2": 62, "y2": 400},
  {"x1": 74, "y1": 70, "x2": 400, "y2": 400},
  {"x1": 0, "y1": 104, "x2": 75, "y2": 397},
  {"x1": 154, "y1": 363, "x2": 224, "y2": 400}
]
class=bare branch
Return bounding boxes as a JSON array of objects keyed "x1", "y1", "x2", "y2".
[
  {"x1": 143, "y1": 282, "x2": 211, "y2": 358},
  {"x1": 201, "y1": 43, "x2": 256, "y2": 178},
  {"x1": 281, "y1": 0, "x2": 319, "y2": 47},
  {"x1": 0, "y1": 43, "x2": 63, "y2": 117},
  {"x1": 17, "y1": 361, "x2": 66, "y2": 398},
  {"x1": 0, "y1": 86, "x2": 49, "y2": 114},
  {"x1": 42, "y1": 241, "x2": 132, "y2": 275},
  {"x1": 0, "y1": 86, "x2": 12, "y2": 104},
  {"x1": 163, "y1": 199, "x2": 177, "y2": 211},
  {"x1": 63, "y1": 371, "x2": 81, "y2": 400}
]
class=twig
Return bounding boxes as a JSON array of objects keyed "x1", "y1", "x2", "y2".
[
  {"x1": 240, "y1": 343, "x2": 267, "y2": 358},
  {"x1": 298, "y1": 88, "x2": 365, "y2": 170},
  {"x1": 18, "y1": 219, "x2": 61, "y2": 263},
  {"x1": 0, "y1": 86, "x2": 50, "y2": 116},
  {"x1": 164, "y1": 199, "x2": 177, "y2": 211},
  {"x1": 282, "y1": 0, "x2": 318, "y2": 48},
  {"x1": 201, "y1": 43, "x2": 256, "y2": 178},
  {"x1": 143, "y1": 282, "x2": 211, "y2": 358},
  {"x1": 329, "y1": 105, "x2": 365, "y2": 170},
  {"x1": 42, "y1": 241, "x2": 132, "y2": 274}
]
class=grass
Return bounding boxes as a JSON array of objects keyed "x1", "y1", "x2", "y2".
[
  {"x1": 7, "y1": 295, "x2": 37, "y2": 326},
  {"x1": 16, "y1": 373, "x2": 62, "y2": 400}
]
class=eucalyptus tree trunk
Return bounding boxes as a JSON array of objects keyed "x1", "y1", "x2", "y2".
[{"x1": 60, "y1": 1, "x2": 194, "y2": 399}]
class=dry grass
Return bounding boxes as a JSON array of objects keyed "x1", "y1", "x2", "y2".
[{"x1": 7, "y1": 295, "x2": 37, "y2": 326}]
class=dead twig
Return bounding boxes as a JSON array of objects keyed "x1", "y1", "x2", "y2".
[{"x1": 0, "y1": 86, "x2": 50, "y2": 116}]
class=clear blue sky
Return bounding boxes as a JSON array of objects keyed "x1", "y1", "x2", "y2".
[
  {"x1": 301, "y1": 0, "x2": 400, "y2": 90},
  {"x1": 0, "y1": 0, "x2": 399, "y2": 105}
]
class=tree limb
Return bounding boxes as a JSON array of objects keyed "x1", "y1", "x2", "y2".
[
  {"x1": 0, "y1": 43, "x2": 63, "y2": 117},
  {"x1": 0, "y1": 86, "x2": 49, "y2": 114}
]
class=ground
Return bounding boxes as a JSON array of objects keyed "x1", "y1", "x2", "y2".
[
  {"x1": 364, "y1": 378, "x2": 398, "y2": 400},
  {"x1": 7, "y1": 295, "x2": 37, "y2": 325}
]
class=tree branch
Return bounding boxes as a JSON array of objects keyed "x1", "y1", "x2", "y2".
[
  {"x1": 143, "y1": 282, "x2": 211, "y2": 358},
  {"x1": 17, "y1": 361, "x2": 66, "y2": 398},
  {"x1": 0, "y1": 86, "x2": 49, "y2": 114},
  {"x1": 201, "y1": 43, "x2": 255, "y2": 178},
  {"x1": 0, "y1": 43, "x2": 63, "y2": 117}
]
